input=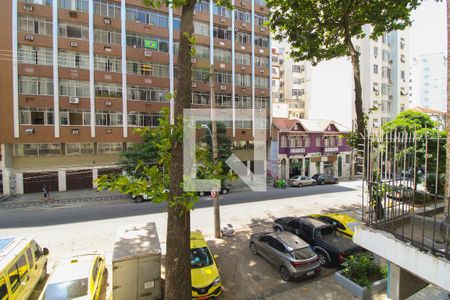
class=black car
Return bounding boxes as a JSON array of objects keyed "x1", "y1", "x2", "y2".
[
  {"x1": 273, "y1": 216, "x2": 362, "y2": 267},
  {"x1": 311, "y1": 174, "x2": 338, "y2": 185}
]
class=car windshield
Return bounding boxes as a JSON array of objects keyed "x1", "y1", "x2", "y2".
[
  {"x1": 290, "y1": 247, "x2": 316, "y2": 260},
  {"x1": 191, "y1": 247, "x2": 213, "y2": 269},
  {"x1": 315, "y1": 226, "x2": 335, "y2": 238},
  {"x1": 44, "y1": 278, "x2": 88, "y2": 300},
  {"x1": 347, "y1": 222, "x2": 361, "y2": 231}
]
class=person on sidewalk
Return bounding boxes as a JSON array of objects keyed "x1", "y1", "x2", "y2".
[{"x1": 42, "y1": 184, "x2": 50, "y2": 202}]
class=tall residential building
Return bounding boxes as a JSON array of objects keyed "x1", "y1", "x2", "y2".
[
  {"x1": 354, "y1": 26, "x2": 410, "y2": 131},
  {"x1": 0, "y1": 0, "x2": 271, "y2": 195},
  {"x1": 271, "y1": 40, "x2": 310, "y2": 119},
  {"x1": 410, "y1": 52, "x2": 447, "y2": 112}
]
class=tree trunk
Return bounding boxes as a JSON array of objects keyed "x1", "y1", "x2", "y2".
[
  {"x1": 444, "y1": 0, "x2": 449, "y2": 216},
  {"x1": 165, "y1": 1, "x2": 195, "y2": 299}
]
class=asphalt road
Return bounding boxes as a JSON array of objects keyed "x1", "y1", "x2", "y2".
[{"x1": 0, "y1": 183, "x2": 357, "y2": 228}]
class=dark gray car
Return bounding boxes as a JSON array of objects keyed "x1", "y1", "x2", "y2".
[{"x1": 249, "y1": 231, "x2": 321, "y2": 281}]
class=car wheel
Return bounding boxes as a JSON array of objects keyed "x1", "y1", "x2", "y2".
[
  {"x1": 221, "y1": 188, "x2": 229, "y2": 195},
  {"x1": 320, "y1": 180, "x2": 325, "y2": 185},
  {"x1": 39, "y1": 263, "x2": 47, "y2": 283},
  {"x1": 134, "y1": 196, "x2": 143, "y2": 203},
  {"x1": 199, "y1": 191, "x2": 205, "y2": 196},
  {"x1": 312, "y1": 181, "x2": 316, "y2": 186},
  {"x1": 317, "y1": 250, "x2": 330, "y2": 267},
  {"x1": 250, "y1": 242, "x2": 258, "y2": 255},
  {"x1": 274, "y1": 226, "x2": 283, "y2": 232},
  {"x1": 297, "y1": 183, "x2": 302, "y2": 187},
  {"x1": 280, "y1": 266, "x2": 291, "y2": 282},
  {"x1": 334, "y1": 179, "x2": 338, "y2": 184}
]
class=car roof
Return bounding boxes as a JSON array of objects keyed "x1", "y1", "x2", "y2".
[
  {"x1": 190, "y1": 231, "x2": 208, "y2": 249},
  {"x1": 322, "y1": 213, "x2": 359, "y2": 224},
  {"x1": 49, "y1": 255, "x2": 97, "y2": 283},
  {"x1": 298, "y1": 216, "x2": 329, "y2": 228},
  {"x1": 269, "y1": 232, "x2": 309, "y2": 251},
  {"x1": 0, "y1": 237, "x2": 33, "y2": 271}
]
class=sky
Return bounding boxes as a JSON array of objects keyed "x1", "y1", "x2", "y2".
[{"x1": 309, "y1": 1, "x2": 447, "y2": 127}]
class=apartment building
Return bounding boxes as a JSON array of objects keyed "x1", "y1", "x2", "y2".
[
  {"x1": 410, "y1": 52, "x2": 447, "y2": 112},
  {"x1": 271, "y1": 40, "x2": 310, "y2": 119},
  {"x1": 0, "y1": 0, "x2": 271, "y2": 195},
  {"x1": 355, "y1": 26, "x2": 410, "y2": 131}
]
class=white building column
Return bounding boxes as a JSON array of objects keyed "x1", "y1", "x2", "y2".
[
  {"x1": 92, "y1": 168, "x2": 99, "y2": 189},
  {"x1": 15, "y1": 172, "x2": 24, "y2": 195},
  {"x1": 89, "y1": 0, "x2": 96, "y2": 137},
  {"x1": 302, "y1": 157, "x2": 306, "y2": 175},
  {"x1": 12, "y1": 0, "x2": 19, "y2": 138},
  {"x1": 52, "y1": 0, "x2": 60, "y2": 138},
  {"x1": 58, "y1": 170, "x2": 66, "y2": 192},
  {"x1": 120, "y1": 0, "x2": 128, "y2": 136}
]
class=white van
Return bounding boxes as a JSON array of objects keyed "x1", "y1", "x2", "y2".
[{"x1": 0, "y1": 237, "x2": 49, "y2": 300}]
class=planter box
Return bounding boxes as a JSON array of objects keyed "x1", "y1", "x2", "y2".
[{"x1": 334, "y1": 270, "x2": 387, "y2": 300}]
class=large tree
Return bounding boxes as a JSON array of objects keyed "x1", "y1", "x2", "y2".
[{"x1": 265, "y1": 0, "x2": 421, "y2": 142}]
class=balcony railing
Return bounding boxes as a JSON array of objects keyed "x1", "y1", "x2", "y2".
[{"x1": 361, "y1": 132, "x2": 449, "y2": 260}]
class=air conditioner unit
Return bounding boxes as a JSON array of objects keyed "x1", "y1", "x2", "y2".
[
  {"x1": 375, "y1": 91, "x2": 380, "y2": 96},
  {"x1": 241, "y1": 66, "x2": 246, "y2": 71},
  {"x1": 71, "y1": 129, "x2": 80, "y2": 135},
  {"x1": 69, "y1": 97, "x2": 80, "y2": 104},
  {"x1": 241, "y1": 45, "x2": 246, "y2": 50},
  {"x1": 104, "y1": 18, "x2": 111, "y2": 25},
  {"x1": 220, "y1": 85, "x2": 227, "y2": 91},
  {"x1": 144, "y1": 50, "x2": 152, "y2": 57},
  {"x1": 25, "y1": 128, "x2": 35, "y2": 135},
  {"x1": 242, "y1": 22, "x2": 248, "y2": 28},
  {"x1": 260, "y1": 27, "x2": 265, "y2": 32},
  {"x1": 69, "y1": 11, "x2": 78, "y2": 18},
  {"x1": 105, "y1": 101, "x2": 112, "y2": 106},
  {"x1": 104, "y1": 46, "x2": 111, "y2": 52},
  {"x1": 259, "y1": 69, "x2": 264, "y2": 74},
  {"x1": 25, "y1": 34, "x2": 34, "y2": 41},
  {"x1": 259, "y1": 49, "x2": 264, "y2": 53},
  {"x1": 70, "y1": 41, "x2": 78, "y2": 47},
  {"x1": 191, "y1": 58, "x2": 197, "y2": 63},
  {"x1": 106, "y1": 129, "x2": 113, "y2": 134},
  {"x1": 219, "y1": 41, "x2": 225, "y2": 46},
  {"x1": 260, "y1": 90, "x2": 265, "y2": 94},
  {"x1": 220, "y1": 17, "x2": 226, "y2": 23},
  {"x1": 192, "y1": 82, "x2": 197, "y2": 88},
  {"x1": 23, "y1": 4, "x2": 33, "y2": 11},
  {"x1": 241, "y1": 0, "x2": 248, "y2": 5},
  {"x1": 220, "y1": 63, "x2": 225, "y2": 69}
]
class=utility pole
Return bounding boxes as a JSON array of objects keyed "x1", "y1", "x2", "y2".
[
  {"x1": 210, "y1": 64, "x2": 221, "y2": 238},
  {"x1": 445, "y1": 1, "x2": 449, "y2": 216}
]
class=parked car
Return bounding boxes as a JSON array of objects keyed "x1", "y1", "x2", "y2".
[
  {"x1": 273, "y1": 216, "x2": 362, "y2": 267},
  {"x1": 39, "y1": 254, "x2": 105, "y2": 300},
  {"x1": 0, "y1": 237, "x2": 49, "y2": 300},
  {"x1": 198, "y1": 181, "x2": 232, "y2": 196},
  {"x1": 249, "y1": 231, "x2": 321, "y2": 281},
  {"x1": 287, "y1": 175, "x2": 317, "y2": 187},
  {"x1": 132, "y1": 188, "x2": 169, "y2": 203},
  {"x1": 308, "y1": 213, "x2": 361, "y2": 237},
  {"x1": 190, "y1": 232, "x2": 222, "y2": 299},
  {"x1": 311, "y1": 174, "x2": 338, "y2": 185}
]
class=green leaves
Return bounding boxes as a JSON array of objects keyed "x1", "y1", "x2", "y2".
[{"x1": 342, "y1": 253, "x2": 387, "y2": 288}]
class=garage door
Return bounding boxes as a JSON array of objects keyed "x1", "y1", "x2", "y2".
[
  {"x1": 98, "y1": 167, "x2": 122, "y2": 177},
  {"x1": 66, "y1": 169, "x2": 93, "y2": 191},
  {"x1": 23, "y1": 172, "x2": 58, "y2": 194}
]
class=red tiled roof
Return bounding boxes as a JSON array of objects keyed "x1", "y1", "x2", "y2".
[
  {"x1": 409, "y1": 106, "x2": 446, "y2": 115},
  {"x1": 272, "y1": 118, "x2": 298, "y2": 131}
]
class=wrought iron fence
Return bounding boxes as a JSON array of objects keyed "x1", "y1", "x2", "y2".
[{"x1": 360, "y1": 130, "x2": 449, "y2": 259}]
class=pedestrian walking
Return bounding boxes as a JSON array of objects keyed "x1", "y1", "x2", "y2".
[{"x1": 42, "y1": 184, "x2": 49, "y2": 202}]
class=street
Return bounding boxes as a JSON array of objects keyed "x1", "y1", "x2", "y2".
[{"x1": 0, "y1": 180, "x2": 365, "y2": 299}]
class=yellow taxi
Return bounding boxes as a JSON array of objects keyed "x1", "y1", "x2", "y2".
[
  {"x1": 38, "y1": 254, "x2": 105, "y2": 300},
  {"x1": 309, "y1": 213, "x2": 361, "y2": 237},
  {"x1": 190, "y1": 232, "x2": 222, "y2": 299}
]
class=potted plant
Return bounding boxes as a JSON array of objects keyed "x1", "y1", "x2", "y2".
[{"x1": 335, "y1": 253, "x2": 388, "y2": 299}]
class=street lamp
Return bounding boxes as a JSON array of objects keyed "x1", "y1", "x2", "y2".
[{"x1": 201, "y1": 124, "x2": 212, "y2": 138}]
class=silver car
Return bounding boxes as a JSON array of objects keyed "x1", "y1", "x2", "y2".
[
  {"x1": 288, "y1": 175, "x2": 317, "y2": 187},
  {"x1": 249, "y1": 231, "x2": 321, "y2": 281}
]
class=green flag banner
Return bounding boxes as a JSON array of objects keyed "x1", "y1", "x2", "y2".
[{"x1": 144, "y1": 39, "x2": 158, "y2": 50}]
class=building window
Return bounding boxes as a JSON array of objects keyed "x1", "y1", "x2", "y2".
[
  {"x1": 293, "y1": 78, "x2": 304, "y2": 85},
  {"x1": 256, "y1": 96, "x2": 269, "y2": 108},
  {"x1": 97, "y1": 142, "x2": 123, "y2": 154},
  {"x1": 373, "y1": 46, "x2": 378, "y2": 58},
  {"x1": 235, "y1": 9, "x2": 251, "y2": 23},
  {"x1": 126, "y1": 32, "x2": 169, "y2": 52},
  {"x1": 127, "y1": 86, "x2": 169, "y2": 102},
  {"x1": 255, "y1": 13, "x2": 268, "y2": 26},
  {"x1": 66, "y1": 143, "x2": 94, "y2": 155},
  {"x1": 401, "y1": 70, "x2": 405, "y2": 81},
  {"x1": 20, "y1": 0, "x2": 52, "y2": 6},
  {"x1": 235, "y1": 31, "x2": 251, "y2": 44},
  {"x1": 255, "y1": 56, "x2": 269, "y2": 68},
  {"x1": 60, "y1": 109, "x2": 90, "y2": 126},
  {"x1": 94, "y1": 27, "x2": 121, "y2": 45},
  {"x1": 315, "y1": 137, "x2": 321, "y2": 147},
  {"x1": 373, "y1": 64, "x2": 378, "y2": 74},
  {"x1": 95, "y1": 82, "x2": 122, "y2": 98},
  {"x1": 214, "y1": 48, "x2": 232, "y2": 63},
  {"x1": 193, "y1": 68, "x2": 210, "y2": 81},
  {"x1": 235, "y1": 52, "x2": 251, "y2": 65},
  {"x1": 216, "y1": 71, "x2": 232, "y2": 85},
  {"x1": 126, "y1": 6, "x2": 169, "y2": 28},
  {"x1": 213, "y1": 4, "x2": 231, "y2": 18},
  {"x1": 216, "y1": 93, "x2": 232, "y2": 107},
  {"x1": 195, "y1": 1, "x2": 209, "y2": 12},
  {"x1": 18, "y1": 46, "x2": 53, "y2": 66},
  {"x1": 127, "y1": 60, "x2": 169, "y2": 77},
  {"x1": 254, "y1": 35, "x2": 269, "y2": 48},
  {"x1": 292, "y1": 65, "x2": 304, "y2": 73},
  {"x1": 19, "y1": 76, "x2": 54, "y2": 96},
  {"x1": 94, "y1": 0, "x2": 121, "y2": 19},
  {"x1": 382, "y1": 49, "x2": 390, "y2": 61},
  {"x1": 14, "y1": 143, "x2": 62, "y2": 156},
  {"x1": 95, "y1": 55, "x2": 122, "y2": 73},
  {"x1": 256, "y1": 76, "x2": 270, "y2": 89},
  {"x1": 338, "y1": 136, "x2": 343, "y2": 146},
  {"x1": 235, "y1": 73, "x2": 251, "y2": 86},
  {"x1": 59, "y1": 79, "x2": 90, "y2": 98},
  {"x1": 192, "y1": 92, "x2": 210, "y2": 105},
  {"x1": 59, "y1": 50, "x2": 90, "y2": 69},
  {"x1": 96, "y1": 110, "x2": 123, "y2": 126},
  {"x1": 280, "y1": 135, "x2": 287, "y2": 148},
  {"x1": 20, "y1": 107, "x2": 54, "y2": 125},
  {"x1": 59, "y1": 22, "x2": 89, "y2": 40},
  {"x1": 128, "y1": 112, "x2": 161, "y2": 127},
  {"x1": 235, "y1": 95, "x2": 251, "y2": 108},
  {"x1": 292, "y1": 89, "x2": 304, "y2": 97},
  {"x1": 194, "y1": 21, "x2": 209, "y2": 36},
  {"x1": 213, "y1": 25, "x2": 232, "y2": 40},
  {"x1": 59, "y1": 0, "x2": 89, "y2": 12},
  {"x1": 304, "y1": 137, "x2": 310, "y2": 147},
  {"x1": 345, "y1": 155, "x2": 350, "y2": 164},
  {"x1": 18, "y1": 15, "x2": 52, "y2": 35},
  {"x1": 195, "y1": 45, "x2": 210, "y2": 59}
]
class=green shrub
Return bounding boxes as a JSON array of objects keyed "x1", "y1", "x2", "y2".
[
  {"x1": 425, "y1": 173, "x2": 446, "y2": 195},
  {"x1": 342, "y1": 253, "x2": 387, "y2": 288}
]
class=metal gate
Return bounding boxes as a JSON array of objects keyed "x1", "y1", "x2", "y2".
[
  {"x1": 23, "y1": 172, "x2": 58, "y2": 194},
  {"x1": 361, "y1": 131, "x2": 449, "y2": 259},
  {"x1": 66, "y1": 169, "x2": 93, "y2": 191}
]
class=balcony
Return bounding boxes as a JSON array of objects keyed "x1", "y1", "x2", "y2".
[{"x1": 288, "y1": 147, "x2": 306, "y2": 155}]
